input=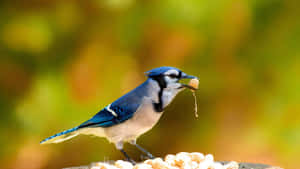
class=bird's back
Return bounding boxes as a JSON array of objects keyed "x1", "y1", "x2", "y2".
[
  {"x1": 103, "y1": 79, "x2": 162, "y2": 143},
  {"x1": 79, "y1": 78, "x2": 162, "y2": 143},
  {"x1": 111, "y1": 79, "x2": 160, "y2": 109},
  {"x1": 77, "y1": 78, "x2": 160, "y2": 128}
]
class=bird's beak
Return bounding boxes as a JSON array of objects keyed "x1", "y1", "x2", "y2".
[
  {"x1": 181, "y1": 72, "x2": 197, "y2": 79},
  {"x1": 180, "y1": 72, "x2": 199, "y2": 90}
]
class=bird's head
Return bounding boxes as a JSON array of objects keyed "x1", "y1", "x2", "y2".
[{"x1": 145, "y1": 66, "x2": 198, "y2": 90}]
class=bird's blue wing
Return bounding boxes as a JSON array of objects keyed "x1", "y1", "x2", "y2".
[
  {"x1": 78, "y1": 103, "x2": 140, "y2": 128},
  {"x1": 78, "y1": 79, "x2": 147, "y2": 128}
]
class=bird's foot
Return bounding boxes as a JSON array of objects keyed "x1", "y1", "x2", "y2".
[
  {"x1": 140, "y1": 154, "x2": 155, "y2": 160},
  {"x1": 140, "y1": 155, "x2": 148, "y2": 161},
  {"x1": 147, "y1": 153, "x2": 155, "y2": 159},
  {"x1": 126, "y1": 158, "x2": 136, "y2": 165}
]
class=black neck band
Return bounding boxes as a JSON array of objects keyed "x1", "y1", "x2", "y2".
[{"x1": 149, "y1": 75, "x2": 166, "y2": 112}]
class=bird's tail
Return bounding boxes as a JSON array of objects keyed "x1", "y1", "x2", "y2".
[{"x1": 40, "y1": 126, "x2": 80, "y2": 144}]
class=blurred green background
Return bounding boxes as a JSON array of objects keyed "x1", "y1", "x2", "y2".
[{"x1": 0, "y1": 0, "x2": 299, "y2": 169}]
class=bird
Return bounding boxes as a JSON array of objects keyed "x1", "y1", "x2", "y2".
[{"x1": 40, "y1": 66, "x2": 198, "y2": 163}]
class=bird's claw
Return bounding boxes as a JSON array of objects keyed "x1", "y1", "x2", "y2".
[
  {"x1": 140, "y1": 154, "x2": 155, "y2": 160},
  {"x1": 126, "y1": 158, "x2": 136, "y2": 165}
]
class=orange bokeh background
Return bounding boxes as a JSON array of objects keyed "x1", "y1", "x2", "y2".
[{"x1": 0, "y1": 0, "x2": 299, "y2": 169}]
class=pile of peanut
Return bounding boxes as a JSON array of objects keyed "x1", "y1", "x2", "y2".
[{"x1": 90, "y1": 152, "x2": 239, "y2": 169}]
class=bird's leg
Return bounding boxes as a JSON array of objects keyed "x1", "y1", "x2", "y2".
[
  {"x1": 116, "y1": 141, "x2": 136, "y2": 164},
  {"x1": 129, "y1": 140, "x2": 155, "y2": 159},
  {"x1": 120, "y1": 149, "x2": 136, "y2": 164},
  {"x1": 135, "y1": 144, "x2": 155, "y2": 159}
]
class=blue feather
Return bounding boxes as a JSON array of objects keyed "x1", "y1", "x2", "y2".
[
  {"x1": 40, "y1": 126, "x2": 79, "y2": 144},
  {"x1": 78, "y1": 103, "x2": 139, "y2": 128},
  {"x1": 145, "y1": 66, "x2": 180, "y2": 77}
]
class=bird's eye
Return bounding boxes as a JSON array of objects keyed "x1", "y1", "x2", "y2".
[{"x1": 168, "y1": 74, "x2": 178, "y2": 78}]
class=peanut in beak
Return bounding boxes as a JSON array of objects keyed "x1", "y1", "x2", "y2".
[
  {"x1": 187, "y1": 78, "x2": 199, "y2": 118},
  {"x1": 188, "y1": 78, "x2": 199, "y2": 90},
  {"x1": 181, "y1": 78, "x2": 199, "y2": 91}
]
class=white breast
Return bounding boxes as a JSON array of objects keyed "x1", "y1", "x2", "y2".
[{"x1": 104, "y1": 97, "x2": 162, "y2": 144}]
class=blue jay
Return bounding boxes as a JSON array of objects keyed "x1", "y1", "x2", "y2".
[{"x1": 40, "y1": 66, "x2": 198, "y2": 163}]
